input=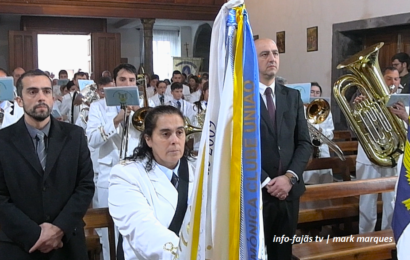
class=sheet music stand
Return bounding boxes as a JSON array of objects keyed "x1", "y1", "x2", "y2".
[{"x1": 104, "y1": 86, "x2": 140, "y2": 161}]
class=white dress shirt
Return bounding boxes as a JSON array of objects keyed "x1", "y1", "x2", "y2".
[
  {"x1": 259, "y1": 81, "x2": 276, "y2": 107},
  {"x1": 165, "y1": 84, "x2": 191, "y2": 101}
]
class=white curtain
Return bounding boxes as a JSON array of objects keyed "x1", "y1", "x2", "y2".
[{"x1": 153, "y1": 30, "x2": 180, "y2": 80}]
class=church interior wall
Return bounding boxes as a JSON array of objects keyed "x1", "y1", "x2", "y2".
[
  {"x1": 181, "y1": 26, "x2": 193, "y2": 58},
  {"x1": 0, "y1": 18, "x2": 199, "y2": 76},
  {"x1": 107, "y1": 26, "x2": 143, "y2": 69},
  {"x1": 246, "y1": 0, "x2": 410, "y2": 98}
]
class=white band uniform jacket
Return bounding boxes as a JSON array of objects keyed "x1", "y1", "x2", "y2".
[
  {"x1": 165, "y1": 84, "x2": 191, "y2": 101},
  {"x1": 86, "y1": 98, "x2": 154, "y2": 188},
  {"x1": 108, "y1": 158, "x2": 195, "y2": 260},
  {"x1": 151, "y1": 93, "x2": 172, "y2": 107}
]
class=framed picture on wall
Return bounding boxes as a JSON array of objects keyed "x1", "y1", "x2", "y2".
[
  {"x1": 276, "y1": 31, "x2": 285, "y2": 53},
  {"x1": 307, "y1": 26, "x2": 318, "y2": 52}
]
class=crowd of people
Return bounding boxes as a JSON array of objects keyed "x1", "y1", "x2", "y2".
[
  {"x1": 0, "y1": 64, "x2": 210, "y2": 260},
  {"x1": 0, "y1": 39, "x2": 408, "y2": 260}
]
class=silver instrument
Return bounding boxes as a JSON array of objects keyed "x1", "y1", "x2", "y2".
[{"x1": 78, "y1": 83, "x2": 100, "y2": 124}]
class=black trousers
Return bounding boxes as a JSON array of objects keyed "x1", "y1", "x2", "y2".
[{"x1": 262, "y1": 189, "x2": 300, "y2": 260}]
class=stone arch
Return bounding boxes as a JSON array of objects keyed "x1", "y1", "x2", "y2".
[{"x1": 193, "y1": 23, "x2": 212, "y2": 72}]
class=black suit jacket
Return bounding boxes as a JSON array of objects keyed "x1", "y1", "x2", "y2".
[
  {"x1": 0, "y1": 116, "x2": 94, "y2": 260},
  {"x1": 260, "y1": 82, "x2": 312, "y2": 199}
]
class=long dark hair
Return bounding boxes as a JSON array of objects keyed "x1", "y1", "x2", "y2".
[
  {"x1": 194, "y1": 81, "x2": 209, "y2": 113},
  {"x1": 189, "y1": 75, "x2": 199, "y2": 93},
  {"x1": 129, "y1": 106, "x2": 193, "y2": 171}
]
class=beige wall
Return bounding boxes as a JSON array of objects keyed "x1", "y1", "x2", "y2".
[
  {"x1": 107, "y1": 26, "x2": 143, "y2": 67},
  {"x1": 246, "y1": 0, "x2": 410, "y2": 97}
]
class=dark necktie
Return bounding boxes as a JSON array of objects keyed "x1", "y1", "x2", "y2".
[
  {"x1": 264, "y1": 87, "x2": 276, "y2": 125},
  {"x1": 36, "y1": 132, "x2": 47, "y2": 170},
  {"x1": 177, "y1": 101, "x2": 181, "y2": 110},
  {"x1": 171, "y1": 172, "x2": 179, "y2": 189},
  {"x1": 265, "y1": 87, "x2": 282, "y2": 174},
  {"x1": 160, "y1": 95, "x2": 164, "y2": 105}
]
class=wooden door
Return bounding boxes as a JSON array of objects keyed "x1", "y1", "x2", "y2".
[
  {"x1": 364, "y1": 28, "x2": 410, "y2": 70},
  {"x1": 363, "y1": 32, "x2": 398, "y2": 70},
  {"x1": 8, "y1": 31, "x2": 38, "y2": 72},
  {"x1": 91, "y1": 33, "x2": 121, "y2": 83},
  {"x1": 400, "y1": 33, "x2": 410, "y2": 55}
]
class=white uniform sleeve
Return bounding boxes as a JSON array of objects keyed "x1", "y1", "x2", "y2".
[
  {"x1": 320, "y1": 111, "x2": 334, "y2": 140},
  {"x1": 86, "y1": 101, "x2": 119, "y2": 149}
]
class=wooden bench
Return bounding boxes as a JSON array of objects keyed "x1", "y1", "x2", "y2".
[
  {"x1": 304, "y1": 156, "x2": 351, "y2": 182},
  {"x1": 333, "y1": 140, "x2": 358, "y2": 156},
  {"x1": 292, "y1": 229, "x2": 394, "y2": 260},
  {"x1": 344, "y1": 154, "x2": 357, "y2": 179},
  {"x1": 299, "y1": 197, "x2": 382, "y2": 225},
  {"x1": 300, "y1": 177, "x2": 396, "y2": 202},
  {"x1": 300, "y1": 156, "x2": 357, "y2": 231},
  {"x1": 83, "y1": 208, "x2": 116, "y2": 260},
  {"x1": 293, "y1": 177, "x2": 397, "y2": 260},
  {"x1": 85, "y1": 230, "x2": 102, "y2": 260},
  {"x1": 333, "y1": 130, "x2": 353, "y2": 141}
]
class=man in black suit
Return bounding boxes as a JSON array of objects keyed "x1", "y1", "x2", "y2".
[
  {"x1": 0, "y1": 69, "x2": 94, "y2": 259},
  {"x1": 255, "y1": 38, "x2": 312, "y2": 260}
]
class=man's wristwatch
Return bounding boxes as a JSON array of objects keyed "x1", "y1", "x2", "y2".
[{"x1": 285, "y1": 172, "x2": 297, "y2": 185}]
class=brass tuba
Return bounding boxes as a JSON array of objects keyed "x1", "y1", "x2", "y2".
[
  {"x1": 306, "y1": 99, "x2": 345, "y2": 161},
  {"x1": 334, "y1": 42, "x2": 406, "y2": 167}
]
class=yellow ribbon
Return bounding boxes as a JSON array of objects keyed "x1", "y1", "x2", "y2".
[{"x1": 229, "y1": 5, "x2": 244, "y2": 259}]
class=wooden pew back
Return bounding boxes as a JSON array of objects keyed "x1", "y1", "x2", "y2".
[
  {"x1": 333, "y1": 130, "x2": 353, "y2": 141},
  {"x1": 305, "y1": 156, "x2": 351, "y2": 181},
  {"x1": 344, "y1": 154, "x2": 357, "y2": 178},
  {"x1": 333, "y1": 140, "x2": 358, "y2": 156},
  {"x1": 83, "y1": 208, "x2": 116, "y2": 260},
  {"x1": 300, "y1": 176, "x2": 397, "y2": 202},
  {"x1": 294, "y1": 177, "x2": 397, "y2": 260}
]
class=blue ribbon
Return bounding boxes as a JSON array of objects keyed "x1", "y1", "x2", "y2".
[
  {"x1": 241, "y1": 9, "x2": 262, "y2": 259},
  {"x1": 226, "y1": 9, "x2": 237, "y2": 75}
]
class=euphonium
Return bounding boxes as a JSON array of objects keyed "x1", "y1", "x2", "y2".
[
  {"x1": 334, "y1": 42, "x2": 406, "y2": 167},
  {"x1": 131, "y1": 68, "x2": 153, "y2": 131},
  {"x1": 184, "y1": 116, "x2": 202, "y2": 138},
  {"x1": 191, "y1": 107, "x2": 206, "y2": 129},
  {"x1": 306, "y1": 99, "x2": 345, "y2": 161},
  {"x1": 78, "y1": 83, "x2": 100, "y2": 124}
]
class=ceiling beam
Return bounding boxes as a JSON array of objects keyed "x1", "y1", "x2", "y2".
[
  {"x1": 113, "y1": 19, "x2": 142, "y2": 29},
  {"x1": 0, "y1": 1, "x2": 223, "y2": 21}
]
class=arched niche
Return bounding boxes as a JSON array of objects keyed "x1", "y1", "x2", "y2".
[{"x1": 193, "y1": 23, "x2": 212, "y2": 72}]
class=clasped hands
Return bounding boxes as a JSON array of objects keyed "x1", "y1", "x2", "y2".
[
  {"x1": 266, "y1": 175, "x2": 292, "y2": 201},
  {"x1": 29, "y1": 223, "x2": 64, "y2": 254}
]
